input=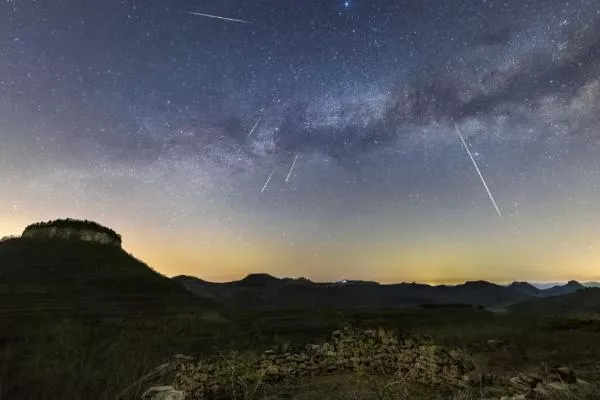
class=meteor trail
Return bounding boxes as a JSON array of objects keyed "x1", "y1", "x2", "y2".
[
  {"x1": 184, "y1": 11, "x2": 252, "y2": 24},
  {"x1": 247, "y1": 117, "x2": 262, "y2": 137},
  {"x1": 454, "y1": 124, "x2": 502, "y2": 217},
  {"x1": 285, "y1": 153, "x2": 299, "y2": 183},
  {"x1": 260, "y1": 169, "x2": 274, "y2": 193}
]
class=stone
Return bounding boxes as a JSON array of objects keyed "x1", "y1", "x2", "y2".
[
  {"x1": 141, "y1": 386, "x2": 185, "y2": 400},
  {"x1": 576, "y1": 378, "x2": 591, "y2": 388},
  {"x1": 509, "y1": 377, "x2": 531, "y2": 392},
  {"x1": 502, "y1": 366, "x2": 596, "y2": 399},
  {"x1": 545, "y1": 381, "x2": 569, "y2": 391},
  {"x1": 147, "y1": 327, "x2": 476, "y2": 398},
  {"x1": 517, "y1": 372, "x2": 542, "y2": 385},
  {"x1": 533, "y1": 384, "x2": 552, "y2": 397},
  {"x1": 553, "y1": 366, "x2": 577, "y2": 384}
]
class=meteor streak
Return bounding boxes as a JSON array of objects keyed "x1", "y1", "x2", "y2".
[
  {"x1": 260, "y1": 169, "x2": 275, "y2": 193},
  {"x1": 285, "y1": 153, "x2": 299, "y2": 183},
  {"x1": 184, "y1": 11, "x2": 252, "y2": 24},
  {"x1": 454, "y1": 124, "x2": 502, "y2": 217},
  {"x1": 248, "y1": 117, "x2": 262, "y2": 137}
]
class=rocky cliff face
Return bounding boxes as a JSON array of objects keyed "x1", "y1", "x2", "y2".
[{"x1": 22, "y1": 219, "x2": 122, "y2": 247}]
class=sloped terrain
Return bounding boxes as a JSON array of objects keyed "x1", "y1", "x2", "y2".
[
  {"x1": 510, "y1": 288, "x2": 600, "y2": 314},
  {"x1": 0, "y1": 237, "x2": 230, "y2": 400},
  {"x1": 0, "y1": 238, "x2": 219, "y2": 319}
]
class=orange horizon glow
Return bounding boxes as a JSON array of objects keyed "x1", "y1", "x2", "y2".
[{"x1": 3, "y1": 214, "x2": 599, "y2": 285}]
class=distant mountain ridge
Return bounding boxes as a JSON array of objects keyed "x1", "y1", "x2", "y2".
[
  {"x1": 510, "y1": 287, "x2": 600, "y2": 313},
  {"x1": 541, "y1": 280, "x2": 586, "y2": 297},
  {"x1": 583, "y1": 281, "x2": 600, "y2": 288},
  {"x1": 173, "y1": 273, "x2": 586, "y2": 310},
  {"x1": 529, "y1": 281, "x2": 600, "y2": 289},
  {"x1": 507, "y1": 282, "x2": 543, "y2": 296}
]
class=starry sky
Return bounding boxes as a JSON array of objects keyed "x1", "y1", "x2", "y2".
[{"x1": 2, "y1": 0, "x2": 600, "y2": 284}]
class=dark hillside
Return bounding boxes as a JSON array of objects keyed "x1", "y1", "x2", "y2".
[
  {"x1": 510, "y1": 287, "x2": 600, "y2": 314},
  {"x1": 541, "y1": 280, "x2": 586, "y2": 297},
  {"x1": 0, "y1": 238, "x2": 218, "y2": 318},
  {"x1": 0, "y1": 237, "x2": 230, "y2": 400},
  {"x1": 508, "y1": 281, "x2": 543, "y2": 296},
  {"x1": 174, "y1": 275, "x2": 536, "y2": 310}
]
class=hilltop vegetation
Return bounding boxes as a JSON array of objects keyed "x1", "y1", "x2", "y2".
[{"x1": 22, "y1": 218, "x2": 123, "y2": 246}]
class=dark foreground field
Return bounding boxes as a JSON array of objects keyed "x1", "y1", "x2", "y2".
[
  {"x1": 2, "y1": 306, "x2": 600, "y2": 399},
  {"x1": 1, "y1": 237, "x2": 600, "y2": 399}
]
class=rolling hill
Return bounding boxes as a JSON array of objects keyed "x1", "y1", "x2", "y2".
[
  {"x1": 173, "y1": 273, "x2": 586, "y2": 310},
  {"x1": 507, "y1": 281, "x2": 544, "y2": 296},
  {"x1": 510, "y1": 287, "x2": 600, "y2": 314},
  {"x1": 540, "y1": 280, "x2": 586, "y2": 297},
  {"x1": 0, "y1": 237, "x2": 222, "y2": 319}
]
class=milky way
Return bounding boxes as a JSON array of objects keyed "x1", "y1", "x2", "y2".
[{"x1": 1, "y1": 0, "x2": 600, "y2": 283}]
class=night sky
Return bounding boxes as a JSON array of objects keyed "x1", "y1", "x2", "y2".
[{"x1": 2, "y1": 0, "x2": 600, "y2": 283}]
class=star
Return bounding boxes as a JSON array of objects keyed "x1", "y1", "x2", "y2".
[{"x1": 1, "y1": 0, "x2": 600, "y2": 283}]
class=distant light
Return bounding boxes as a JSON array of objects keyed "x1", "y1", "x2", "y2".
[{"x1": 344, "y1": 1, "x2": 350, "y2": 7}]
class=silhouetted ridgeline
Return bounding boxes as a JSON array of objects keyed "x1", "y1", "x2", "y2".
[
  {"x1": 174, "y1": 274, "x2": 589, "y2": 310},
  {"x1": 21, "y1": 218, "x2": 122, "y2": 246}
]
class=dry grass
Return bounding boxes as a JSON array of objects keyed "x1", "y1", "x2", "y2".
[
  {"x1": 0, "y1": 316, "x2": 227, "y2": 400},
  {"x1": 213, "y1": 349, "x2": 273, "y2": 400},
  {"x1": 2, "y1": 307, "x2": 600, "y2": 399}
]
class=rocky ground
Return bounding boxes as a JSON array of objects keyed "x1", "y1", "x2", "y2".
[{"x1": 140, "y1": 326, "x2": 599, "y2": 400}]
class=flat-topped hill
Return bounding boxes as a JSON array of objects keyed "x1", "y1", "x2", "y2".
[
  {"x1": 22, "y1": 218, "x2": 122, "y2": 247},
  {"x1": 0, "y1": 236, "x2": 220, "y2": 319},
  {"x1": 0, "y1": 223, "x2": 230, "y2": 400}
]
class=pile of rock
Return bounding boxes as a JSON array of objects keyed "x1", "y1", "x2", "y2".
[
  {"x1": 257, "y1": 327, "x2": 404, "y2": 380},
  {"x1": 506, "y1": 366, "x2": 591, "y2": 399},
  {"x1": 141, "y1": 386, "x2": 184, "y2": 400},
  {"x1": 146, "y1": 326, "x2": 475, "y2": 399}
]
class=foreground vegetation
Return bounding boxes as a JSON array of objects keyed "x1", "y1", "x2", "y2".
[{"x1": 2, "y1": 306, "x2": 600, "y2": 399}]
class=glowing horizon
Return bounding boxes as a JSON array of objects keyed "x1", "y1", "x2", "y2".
[
  {"x1": 3, "y1": 209, "x2": 600, "y2": 285},
  {"x1": 2, "y1": 0, "x2": 600, "y2": 286}
]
